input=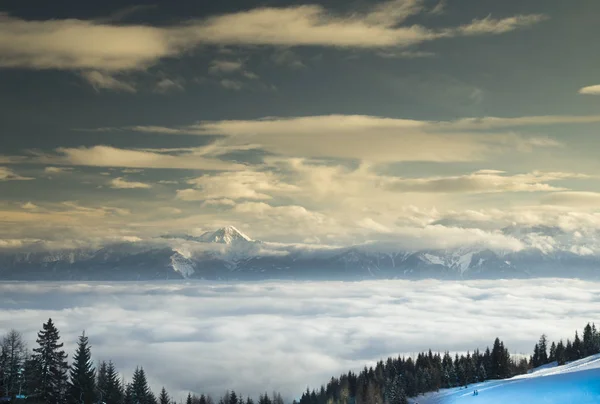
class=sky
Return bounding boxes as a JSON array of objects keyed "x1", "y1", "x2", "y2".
[
  {"x1": 0, "y1": 279, "x2": 597, "y2": 401},
  {"x1": 1, "y1": 0, "x2": 600, "y2": 250}
]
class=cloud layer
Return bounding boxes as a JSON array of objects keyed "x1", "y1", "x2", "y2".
[
  {"x1": 0, "y1": 279, "x2": 597, "y2": 401},
  {"x1": 0, "y1": 2, "x2": 545, "y2": 74}
]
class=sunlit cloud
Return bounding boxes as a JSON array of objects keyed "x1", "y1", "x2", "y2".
[
  {"x1": 0, "y1": 3, "x2": 546, "y2": 75},
  {"x1": 0, "y1": 145, "x2": 246, "y2": 170},
  {"x1": 81, "y1": 70, "x2": 137, "y2": 93},
  {"x1": 110, "y1": 177, "x2": 153, "y2": 189},
  {"x1": 578, "y1": 85, "x2": 600, "y2": 95},
  {"x1": 124, "y1": 114, "x2": 571, "y2": 162},
  {"x1": 0, "y1": 166, "x2": 34, "y2": 181}
]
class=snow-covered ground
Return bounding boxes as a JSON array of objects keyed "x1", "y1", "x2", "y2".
[{"x1": 411, "y1": 354, "x2": 600, "y2": 403}]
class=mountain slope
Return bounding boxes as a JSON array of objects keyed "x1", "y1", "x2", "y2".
[{"x1": 412, "y1": 354, "x2": 600, "y2": 403}]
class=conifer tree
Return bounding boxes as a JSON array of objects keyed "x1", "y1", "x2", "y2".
[
  {"x1": 199, "y1": 394, "x2": 208, "y2": 404},
  {"x1": 124, "y1": 383, "x2": 134, "y2": 404},
  {"x1": 573, "y1": 331, "x2": 583, "y2": 360},
  {"x1": 131, "y1": 367, "x2": 152, "y2": 404},
  {"x1": 68, "y1": 331, "x2": 96, "y2": 404},
  {"x1": 583, "y1": 323, "x2": 595, "y2": 357},
  {"x1": 477, "y1": 364, "x2": 487, "y2": 382},
  {"x1": 0, "y1": 329, "x2": 27, "y2": 397},
  {"x1": 532, "y1": 344, "x2": 540, "y2": 367},
  {"x1": 159, "y1": 387, "x2": 170, "y2": 404},
  {"x1": 538, "y1": 335, "x2": 548, "y2": 364},
  {"x1": 187, "y1": 392, "x2": 193, "y2": 404},
  {"x1": 555, "y1": 340, "x2": 566, "y2": 365},
  {"x1": 31, "y1": 318, "x2": 69, "y2": 403}
]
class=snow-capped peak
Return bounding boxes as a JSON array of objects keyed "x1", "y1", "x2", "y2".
[{"x1": 198, "y1": 226, "x2": 253, "y2": 244}]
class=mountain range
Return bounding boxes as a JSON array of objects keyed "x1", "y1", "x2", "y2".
[{"x1": 1, "y1": 226, "x2": 599, "y2": 281}]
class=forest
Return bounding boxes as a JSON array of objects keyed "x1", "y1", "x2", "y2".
[{"x1": 1, "y1": 318, "x2": 599, "y2": 404}]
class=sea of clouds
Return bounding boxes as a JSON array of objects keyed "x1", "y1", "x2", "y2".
[{"x1": 1, "y1": 279, "x2": 599, "y2": 401}]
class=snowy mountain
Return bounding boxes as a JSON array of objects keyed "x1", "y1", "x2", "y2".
[
  {"x1": 412, "y1": 354, "x2": 600, "y2": 403},
  {"x1": 1, "y1": 226, "x2": 600, "y2": 281},
  {"x1": 197, "y1": 226, "x2": 253, "y2": 244}
]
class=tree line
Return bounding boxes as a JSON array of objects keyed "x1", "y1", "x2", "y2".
[
  {"x1": 293, "y1": 322, "x2": 600, "y2": 404},
  {"x1": 0, "y1": 318, "x2": 284, "y2": 404},
  {"x1": 2, "y1": 319, "x2": 599, "y2": 404}
]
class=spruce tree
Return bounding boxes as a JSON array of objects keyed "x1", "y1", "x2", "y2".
[
  {"x1": 159, "y1": 387, "x2": 170, "y2": 404},
  {"x1": 583, "y1": 324, "x2": 595, "y2": 357},
  {"x1": 573, "y1": 332, "x2": 583, "y2": 360},
  {"x1": 532, "y1": 344, "x2": 540, "y2": 368},
  {"x1": 228, "y1": 391, "x2": 238, "y2": 404},
  {"x1": 538, "y1": 335, "x2": 548, "y2": 364},
  {"x1": 68, "y1": 331, "x2": 96, "y2": 404},
  {"x1": 124, "y1": 383, "x2": 134, "y2": 404},
  {"x1": 187, "y1": 392, "x2": 193, "y2": 404},
  {"x1": 477, "y1": 363, "x2": 487, "y2": 382},
  {"x1": 555, "y1": 340, "x2": 566, "y2": 365},
  {"x1": 565, "y1": 339, "x2": 574, "y2": 362},
  {"x1": 0, "y1": 329, "x2": 27, "y2": 397},
  {"x1": 31, "y1": 318, "x2": 69, "y2": 404},
  {"x1": 549, "y1": 342, "x2": 557, "y2": 362},
  {"x1": 131, "y1": 367, "x2": 152, "y2": 404}
]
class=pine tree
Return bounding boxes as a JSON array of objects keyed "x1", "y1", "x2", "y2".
[
  {"x1": 583, "y1": 323, "x2": 595, "y2": 357},
  {"x1": 131, "y1": 367, "x2": 152, "y2": 404},
  {"x1": 68, "y1": 331, "x2": 96, "y2": 404},
  {"x1": 0, "y1": 329, "x2": 27, "y2": 397},
  {"x1": 573, "y1": 332, "x2": 583, "y2": 360},
  {"x1": 490, "y1": 338, "x2": 503, "y2": 379},
  {"x1": 187, "y1": 392, "x2": 193, "y2": 404},
  {"x1": 538, "y1": 335, "x2": 548, "y2": 365},
  {"x1": 159, "y1": 387, "x2": 170, "y2": 404},
  {"x1": 532, "y1": 344, "x2": 540, "y2": 368},
  {"x1": 124, "y1": 383, "x2": 134, "y2": 404},
  {"x1": 555, "y1": 340, "x2": 566, "y2": 365},
  {"x1": 229, "y1": 391, "x2": 238, "y2": 404},
  {"x1": 565, "y1": 339, "x2": 574, "y2": 362},
  {"x1": 549, "y1": 342, "x2": 557, "y2": 363},
  {"x1": 477, "y1": 363, "x2": 487, "y2": 382},
  {"x1": 199, "y1": 394, "x2": 208, "y2": 404},
  {"x1": 31, "y1": 318, "x2": 69, "y2": 404}
]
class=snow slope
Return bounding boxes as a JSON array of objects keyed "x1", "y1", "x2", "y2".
[{"x1": 411, "y1": 354, "x2": 600, "y2": 404}]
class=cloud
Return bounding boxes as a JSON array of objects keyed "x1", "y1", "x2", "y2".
[
  {"x1": 181, "y1": 171, "x2": 299, "y2": 201},
  {"x1": 81, "y1": 71, "x2": 136, "y2": 93},
  {"x1": 0, "y1": 279, "x2": 596, "y2": 401},
  {"x1": 44, "y1": 166, "x2": 73, "y2": 174},
  {"x1": 578, "y1": 85, "x2": 600, "y2": 95},
  {"x1": 133, "y1": 114, "x2": 566, "y2": 162},
  {"x1": 110, "y1": 177, "x2": 152, "y2": 189},
  {"x1": 21, "y1": 202, "x2": 38, "y2": 210},
  {"x1": 542, "y1": 192, "x2": 600, "y2": 207},
  {"x1": 220, "y1": 79, "x2": 243, "y2": 91},
  {"x1": 0, "y1": 145, "x2": 246, "y2": 171},
  {"x1": 384, "y1": 171, "x2": 587, "y2": 194},
  {"x1": 209, "y1": 60, "x2": 243, "y2": 74},
  {"x1": 430, "y1": 1, "x2": 446, "y2": 15},
  {"x1": 271, "y1": 49, "x2": 305, "y2": 69},
  {"x1": 0, "y1": 3, "x2": 546, "y2": 72},
  {"x1": 232, "y1": 202, "x2": 333, "y2": 235},
  {"x1": 451, "y1": 14, "x2": 547, "y2": 36},
  {"x1": 201, "y1": 199, "x2": 237, "y2": 207},
  {"x1": 154, "y1": 78, "x2": 184, "y2": 94},
  {"x1": 0, "y1": 167, "x2": 34, "y2": 181}
]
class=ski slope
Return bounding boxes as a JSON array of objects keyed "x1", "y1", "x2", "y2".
[{"x1": 410, "y1": 354, "x2": 600, "y2": 404}]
